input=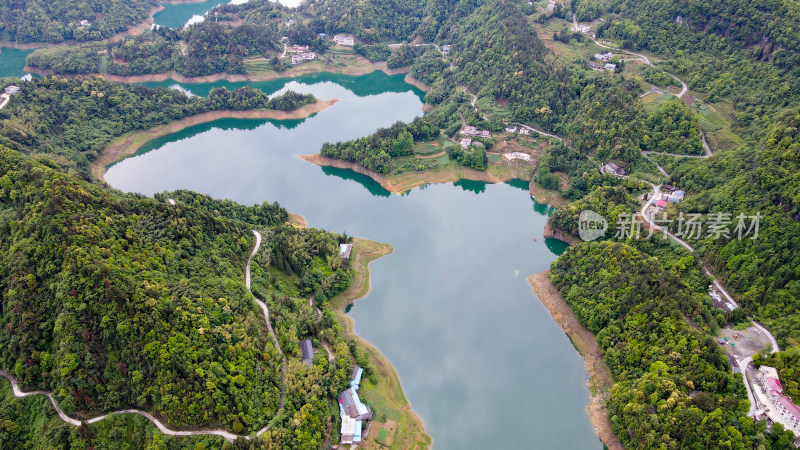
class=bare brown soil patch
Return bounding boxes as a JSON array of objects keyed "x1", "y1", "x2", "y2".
[
  {"x1": 287, "y1": 213, "x2": 307, "y2": 227},
  {"x1": 403, "y1": 73, "x2": 430, "y2": 92}
]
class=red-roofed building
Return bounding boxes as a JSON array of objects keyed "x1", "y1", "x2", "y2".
[
  {"x1": 655, "y1": 199, "x2": 668, "y2": 209},
  {"x1": 776, "y1": 396, "x2": 800, "y2": 429},
  {"x1": 766, "y1": 377, "x2": 784, "y2": 397}
]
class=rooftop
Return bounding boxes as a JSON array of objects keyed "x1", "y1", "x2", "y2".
[
  {"x1": 340, "y1": 243, "x2": 352, "y2": 260},
  {"x1": 300, "y1": 339, "x2": 314, "y2": 366},
  {"x1": 759, "y1": 365, "x2": 780, "y2": 379},
  {"x1": 777, "y1": 396, "x2": 800, "y2": 419}
]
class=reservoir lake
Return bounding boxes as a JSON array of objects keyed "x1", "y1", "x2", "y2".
[{"x1": 105, "y1": 71, "x2": 600, "y2": 449}]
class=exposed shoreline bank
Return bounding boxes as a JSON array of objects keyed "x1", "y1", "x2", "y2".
[
  {"x1": 300, "y1": 153, "x2": 526, "y2": 195},
  {"x1": 330, "y1": 238, "x2": 433, "y2": 448},
  {"x1": 24, "y1": 55, "x2": 423, "y2": 85},
  {"x1": 543, "y1": 222, "x2": 581, "y2": 246},
  {"x1": 299, "y1": 154, "x2": 401, "y2": 193},
  {"x1": 95, "y1": 99, "x2": 337, "y2": 180},
  {"x1": 527, "y1": 270, "x2": 623, "y2": 450}
]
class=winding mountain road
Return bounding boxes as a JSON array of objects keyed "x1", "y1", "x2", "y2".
[{"x1": 0, "y1": 230, "x2": 290, "y2": 443}]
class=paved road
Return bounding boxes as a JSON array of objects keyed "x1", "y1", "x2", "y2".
[
  {"x1": 248, "y1": 230, "x2": 288, "y2": 419},
  {"x1": 640, "y1": 183, "x2": 742, "y2": 310},
  {"x1": 0, "y1": 369, "x2": 242, "y2": 441},
  {"x1": 738, "y1": 357, "x2": 759, "y2": 416},
  {"x1": 751, "y1": 320, "x2": 780, "y2": 353},
  {"x1": 0, "y1": 230, "x2": 292, "y2": 442},
  {"x1": 516, "y1": 123, "x2": 563, "y2": 141},
  {"x1": 589, "y1": 34, "x2": 689, "y2": 99},
  {"x1": 0, "y1": 94, "x2": 9, "y2": 110}
]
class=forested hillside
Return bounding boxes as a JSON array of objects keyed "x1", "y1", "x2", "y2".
[
  {"x1": 26, "y1": 24, "x2": 283, "y2": 77},
  {"x1": 0, "y1": 149, "x2": 282, "y2": 431},
  {"x1": 551, "y1": 242, "x2": 797, "y2": 449},
  {"x1": 601, "y1": 0, "x2": 800, "y2": 61},
  {"x1": 0, "y1": 77, "x2": 313, "y2": 179},
  {"x1": 0, "y1": 0, "x2": 155, "y2": 43},
  {"x1": 560, "y1": 0, "x2": 800, "y2": 346},
  {"x1": 0, "y1": 147, "x2": 371, "y2": 446}
]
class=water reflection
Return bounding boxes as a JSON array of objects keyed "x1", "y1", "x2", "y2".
[
  {"x1": 320, "y1": 166, "x2": 391, "y2": 197},
  {"x1": 105, "y1": 72, "x2": 599, "y2": 450}
]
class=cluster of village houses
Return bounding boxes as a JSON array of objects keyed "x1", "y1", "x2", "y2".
[
  {"x1": 456, "y1": 125, "x2": 535, "y2": 162},
  {"x1": 504, "y1": 125, "x2": 531, "y2": 136},
  {"x1": 587, "y1": 52, "x2": 617, "y2": 72},
  {"x1": 755, "y1": 366, "x2": 800, "y2": 437},
  {"x1": 298, "y1": 347, "x2": 373, "y2": 444},
  {"x1": 338, "y1": 366, "x2": 372, "y2": 445},
  {"x1": 286, "y1": 44, "x2": 318, "y2": 65},
  {"x1": 653, "y1": 184, "x2": 685, "y2": 210},
  {"x1": 459, "y1": 126, "x2": 492, "y2": 148},
  {"x1": 284, "y1": 34, "x2": 355, "y2": 65}
]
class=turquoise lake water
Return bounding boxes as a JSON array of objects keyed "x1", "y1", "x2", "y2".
[{"x1": 105, "y1": 72, "x2": 600, "y2": 449}]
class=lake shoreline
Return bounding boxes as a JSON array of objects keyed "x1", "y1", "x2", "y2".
[
  {"x1": 95, "y1": 99, "x2": 337, "y2": 180},
  {"x1": 24, "y1": 55, "x2": 418, "y2": 84},
  {"x1": 0, "y1": 1, "x2": 181, "y2": 50},
  {"x1": 527, "y1": 270, "x2": 623, "y2": 450},
  {"x1": 330, "y1": 238, "x2": 433, "y2": 449},
  {"x1": 543, "y1": 222, "x2": 581, "y2": 246},
  {"x1": 300, "y1": 153, "x2": 527, "y2": 194},
  {"x1": 298, "y1": 154, "x2": 401, "y2": 194}
]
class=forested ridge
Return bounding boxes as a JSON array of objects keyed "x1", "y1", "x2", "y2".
[
  {"x1": 0, "y1": 0, "x2": 155, "y2": 43},
  {"x1": 2, "y1": 0, "x2": 800, "y2": 446},
  {"x1": 0, "y1": 146, "x2": 373, "y2": 447},
  {"x1": 0, "y1": 148, "x2": 281, "y2": 432},
  {"x1": 0, "y1": 77, "x2": 314, "y2": 180},
  {"x1": 27, "y1": 24, "x2": 283, "y2": 77},
  {"x1": 552, "y1": 242, "x2": 797, "y2": 449}
]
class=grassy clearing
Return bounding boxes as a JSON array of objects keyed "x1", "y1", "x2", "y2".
[
  {"x1": 243, "y1": 49, "x2": 375, "y2": 78},
  {"x1": 413, "y1": 140, "x2": 447, "y2": 155},
  {"x1": 692, "y1": 100, "x2": 744, "y2": 153},
  {"x1": 476, "y1": 95, "x2": 513, "y2": 121},
  {"x1": 535, "y1": 18, "x2": 597, "y2": 62},
  {"x1": 640, "y1": 92, "x2": 673, "y2": 110},
  {"x1": 329, "y1": 239, "x2": 432, "y2": 450},
  {"x1": 528, "y1": 181, "x2": 571, "y2": 207}
]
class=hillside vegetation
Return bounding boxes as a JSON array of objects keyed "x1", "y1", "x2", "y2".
[{"x1": 0, "y1": 0, "x2": 155, "y2": 43}]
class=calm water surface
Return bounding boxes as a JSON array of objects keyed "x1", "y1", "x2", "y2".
[
  {"x1": 106, "y1": 72, "x2": 599, "y2": 449},
  {"x1": 0, "y1": 47, "x2": 35, "y2": 78}
]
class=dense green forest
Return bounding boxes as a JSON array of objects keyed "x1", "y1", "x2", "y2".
[
  {"x1": 26, "y1": 24, "x2": 282, "y2": 77},
  {"x1": 0, "y1": 149, "x2": 281, "y2": 431},
  {"x1": 0, "y1": 77, "x2": 313, "y2": 179},
  {"x1": 0, "y1": 0, "x2": 154, "y2": 43},
  {"x1": 552, "y1": 242, "x2": 797, "y2": 449},
  {"x1": 0, "y1": 147, "x2": 370, "y2": 446},
  {"x1": 2, "y1": 0, "x2": 800, "y2": 446}
]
